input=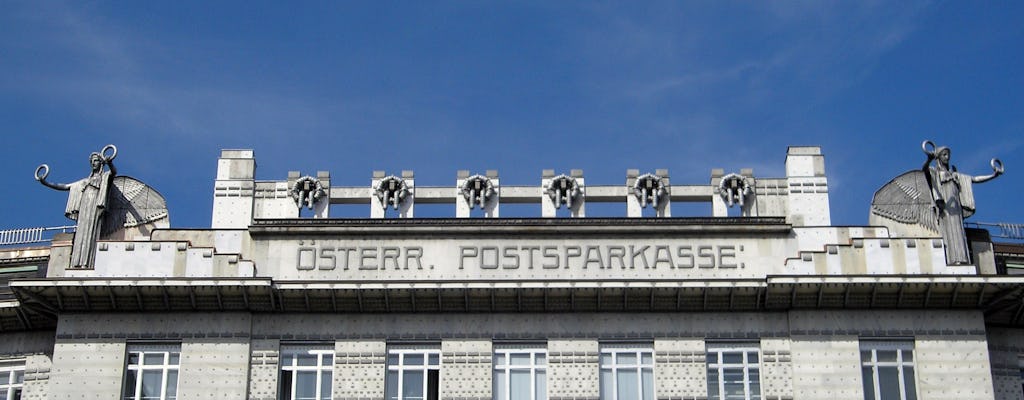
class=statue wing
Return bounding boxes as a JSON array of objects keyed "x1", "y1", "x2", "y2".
[
  {"x1": 870, "y1": 170, "x2": 938, "y2": 233},
  {"x1": 102, "y1": 176, "x2": 169, "y2": 236}
]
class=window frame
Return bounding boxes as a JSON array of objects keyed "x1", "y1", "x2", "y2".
[
  {"x1": 492, "y1": 345, "x2": 547, "y2": 400},
  {"x1": 705, "y1": 342, "x2": 761, "y2": 400},
  {"x1": 599, "y1": 343, "x2": 655, "y2": 400},
  {"x1": 0, "y1": 359, "x2": 25, "y2": 400},
  {"x1": 122, "y1": 344, "x2": 181, "y2": 400},
  {"x1": 860, "y1": 339, "x2": 918, "y2": 400},
  {"x1": 279, "y1": 345, "x2": 334, "y2": 400},
  {"x1": 385, "y1": 345, "x2": 441, "y2": 400}
]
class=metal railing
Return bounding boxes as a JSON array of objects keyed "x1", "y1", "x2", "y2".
[
  {"x1": 0, "y1": 225, "x2": 76, "y2": 246},
  {"x1": 968, "y1": 222, "x2": 1024, "y2": 240}
]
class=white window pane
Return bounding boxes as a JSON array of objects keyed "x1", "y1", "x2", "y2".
[
  {"x1": 877, "y1": 351, "x2": 898, "y2": 363},
  {"x1": 323, "y1": 354, "x2": 333, "y2": 366},
  {"x1": 510, "y1": 353, "x2": 531, "y2": 366},
  {"x1": 123, "y1": 369, "x2": 137, "y2": 400},
  {"x1": 296, "y1": 354, "x2": 318, "y2": 367},
  {"x1": 1, "y1": 389, "x2": 8, "y2": 398},
  {"x1": 296, "y1": 371, "x2": 318, "y2": 400},
  {"x1": 641, "y1": 353, "x2": 653, "y2": 365},
  {"x1": 600, "y1": 370, "x2": 613, "y2": 399},
  {"x1": 510, "y1": 370, "x2": 530, "y2": 400},
  {"x1": 385, "y1": 370, "x2": 399, "y2": 400},
  {"x1": 141, "y1": 370, "x2": 162, "y2": 398},
  {"x1": 536, "y1": 370, "x2": 546, "y2": 400},
  {"x1": 642, "y1": 369, "x2": 654, "y2": 400},
  {"x1": 405, "y1": 354, "x2": 424, "y2": 365},
  {"x1": 320, "y1": 372, "x2": 332, "y2": 400},
  {"x1": 495, "y1": 354, "x2": 506, "y2": 365},
  {"x1": 403, "y1": 370, "x2": 424, "y2": 399},
  {"x1": 708, "y1": 369, "x2": 720, "y2": 399},
  {"x1": 537, "y1": 354, "x2": 546, "y2": 365},
  {"x1": 428, "y1": 354, "x2": 439, "y2": 366},
  {"x1": 877, "y1": 366, "x2": 900, "y2": 400},
  {"x1": 494, "y1": 370, "x2": 507, "y2": 400},
  {"x1": 142, "y1": 353, "x2": 164, "y2": 366},
  {"x1": 722, "y1": 353, "x2": 742, "y2": 364},
  {"x1": 600, "y1": 353, "x2": 612, "y2": 366},
  {"x1": 861, "y1": 367, "x2": 875, "y2": 400},
  {"x1": 617, "y1": 369, "x2": 638, "y2": 399},
  {"x1": 166, "y1": 370, "x2": 178, "y2": 398},
  {"x1": 13, "y1": 371, "x2": 23, "y2": 384},
  {"x1": 168, "y1": 353, "x2": 180, "y2": 365},
  {"x1": 903, "y1": 367, "x2": 917, "y2": 400},
  {"x1": 618, "y1": 353, "x2": 637, "y2": 365}
]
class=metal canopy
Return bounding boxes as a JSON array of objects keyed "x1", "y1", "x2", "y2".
[{"x1": 7, "y1": 276, "x2": 1024, "y2": 328}]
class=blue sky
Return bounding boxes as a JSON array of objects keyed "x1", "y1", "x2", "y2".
[{"x1": 1, "y1": 1, "x2": 1022, "y2": 230}]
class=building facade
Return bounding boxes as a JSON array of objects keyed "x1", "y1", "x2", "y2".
[{"x1": 1, "y1": 146, "x2": 1023, "y2": 400}]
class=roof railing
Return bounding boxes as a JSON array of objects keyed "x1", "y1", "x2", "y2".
[
  {"x1": 968, "y1": 222, "x2": 1024, "y2": 240},
  {"x1": 0, "y1": 225, "x2": 75, "y2": 246}
]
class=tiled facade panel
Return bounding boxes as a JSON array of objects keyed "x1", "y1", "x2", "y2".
[
  {"x1": 917, "y1": 336, "x2": 994, "y2": 399},
  {"x1": 48, "y1": 340, "x2": 126, "y2": 399},
  {"x1": 653, "y1": 338, "x2": 705, "y2": 400},
  {"x1": 547, "y1": 339, "x2": 599, "y2": 400},
  {"x1": 790, "y1": 336, "x2": 862, "y2": 400},
  {"x1": 178, "y1": 339, "x2": 250, "y2": 399},
  {"x1": 334, "y1": 340, "x2": 386, "y2": 400},
  {"x1": 440, "y1": 339, "x2": 491, "y2": 400},
  {"x1": 760, "y1": 338, "x2": 794, "y2": 400},
  {"x1": 248, "y1": 339, "x2": 279, "y2": 400}
]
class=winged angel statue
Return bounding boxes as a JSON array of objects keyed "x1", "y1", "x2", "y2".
[
  {"x1": 36, "y1": 145, "x2": 169, "y2": 268},
  {"x1": 870, "y1": 141, "x2": 1003, "y2": 264}
]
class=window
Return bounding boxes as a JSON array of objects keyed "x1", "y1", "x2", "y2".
[
  {"x1": 385, "y1": 345, "x2": 440, "y2": 400},
  {"x1": 0, "y1": 360, "x2": 24, "y2": 400},
  {"x1": 599, "y1": 343, "x2": 654, "y2": 400},
  {"x1": 860, "y1": 340, "x2": 917, "y2": 400},
  {"x1": 122, "y1": 344, "x2": 180, "y2": 400},
  {"x1": 493, "y1": 345, "x2": 546, "y2": 400},
  {"x1": 706, "y1": 342, "x2": 760, "y2": 400},
  {"x1": 279, "y1": 345, "x2": 333, "y2": 400}
]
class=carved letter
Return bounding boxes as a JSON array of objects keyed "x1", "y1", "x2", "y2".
[
  {"x1": 542, "y1": 246, "x2": 559, "y2": 269},
  {"x1": 298, "y1": 247, "x2": 316, "y2": 270},
  {"x1": 564, "y1": 246, "x2": 582, "y2": 269},
  {"x1": 521, "y1": 246, "x2": 540, "y2": 269},
  {"x1": 718, "y1": 246, "x2": 737, "y2": 268},
  {"x1": 676, "y1": 246, "x2": 694, "y2": 269},
  {"x1": 480, "y1": 246, "x2": 499, "y2": 269},
  {"x1": 502, "y1": 246, "x2": 520, "y2": 269},
  {"x1": 607, "y1": 246, "x2": 626, "y2": 269},
  {"x1": 630, "y1": 245, "x2": 650, "y2": 269},
  {"x1": 359, "y1": 247, "x2": 378, "y2": 270},
  {"x1": 697, "y1": 246, "x2": 715, "y2": 268},
  {"x1": 653, "y1": 245, "x2": 673, "y2": 269},
  {"x1": 459, "y1": 246, "x2": 478, "y2": 270},
  {"x1": 583, "y1": 246, "x2": 604, "y2": 269},
  {"x1": 405, "y1": 247, "x2": 423, "y2": 270},
  {"x1": 381, "y1": 247, "x2": 401, "y2": 270},
  {"x1": 318, "y1": 248, "x2": 336, "y2": 270}
]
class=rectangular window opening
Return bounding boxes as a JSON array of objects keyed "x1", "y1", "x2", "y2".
[
  {"x1": 599, "y1": 343, "x2": 655, "y2": 400},
  {"x1": 279, "y1": 345, "x2": 334, "y2": 400},
  {"x1": 860, "y1": 339, "x2": 917, "y2": 400},
  {"x1": 493, "y1": 344, "x2": 547, "y2": 400},
  {"x1": 122, "y1": 344, "x2": 181, "y2": 400},
  {"x1": 706, "y1": 342, "x2": 761, "y2": 400},
  {"x1": 385, "y1": 344, "x2": 441, "y2": 400}
]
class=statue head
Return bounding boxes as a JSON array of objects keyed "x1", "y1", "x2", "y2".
[
  {"x1": 89, "y1": 152, "x2": 103, "y2": 172},
  {"x1": 936, "y1": 147, "x2": 951, "y2": 166}
]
